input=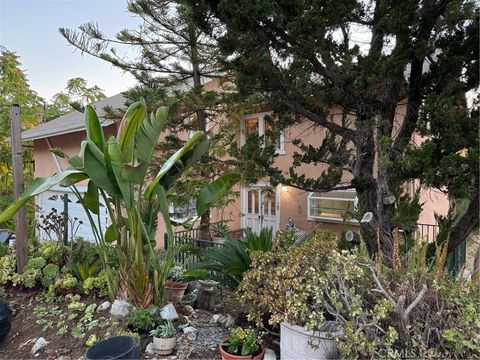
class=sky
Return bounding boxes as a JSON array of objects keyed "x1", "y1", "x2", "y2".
[{"x1": 0, "y1": 0, "x2": 139, "y2": 101}]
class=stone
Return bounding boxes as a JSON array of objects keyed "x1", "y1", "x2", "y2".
[
  {"x1": 160, "y1": 303, "x2": 179, "y2": 320},
  {"x1": 183, "y1": 305, "x2": 195, "y2": 315},
  {"x1": 209, "y1": 314, "x2": 220, "y2": 324},
  {"x1": 31, "y1": 337, "x2": 48, "y2": 354},
  {"x1": 97, "y1": 301, "x2": 111, "y2": 311},
  {"x1": 216, "y1": 315, "x2": 227, "y2": 327},
  {"x1": 145, "y1": 342, "x2": 155, "y2": 356},
  {"x1": 224, "y1": 314, "x2": 236, "y2": 328},
  {"x1": 183, "y1": 326, "x2": 198, "y2": 341},
  {"x1": 110, "y1": 300, "x2": 131, "y2": 317},
  {"x1": 264, "y1": 348, "x2": 277, "y2": 360}
]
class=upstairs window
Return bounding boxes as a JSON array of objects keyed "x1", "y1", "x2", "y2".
[
  {"x1": 308, "y1": 190, "x2": 357, "y2": 221},
  {"x1": 242, "y1": 113, "x2": 285, "y2": 154}
]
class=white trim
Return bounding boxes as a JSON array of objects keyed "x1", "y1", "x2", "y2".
[
  {"x1": 241, "y1": 184, "x2": 280, "y2": 233},
  {"x1": 307, "y1": 189, "x2": 359, "y2": 223}
]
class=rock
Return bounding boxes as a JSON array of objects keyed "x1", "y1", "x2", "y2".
[
  {"x1": 55, "y1": 356, "x2": 71, "y2": 360},
  {"x1": 145, "y1": 342, "x2": 155, "y2": 356},
  {"x1": 224, "y1": 314, "x2": 236, "y2": 328},
  {"x1": 209, "y1": 314, "x2": 220, "y2": 324},
  {"x1": 97, "y1": 301, "x2": 111, "y2": 311},
  {"x1": 183, "y1": 326, "x2": 198, "y2": 341},
  {"x1": 31, "y1": 337, "x2": 48, "y2": 354},
  {"x1": 160, "y1": 303, "x2": 179, "y2": 320},
  {"x1": 264, "y1": 348, "x2": 277, "y2": 360},
  {"x1": 217, "y1": 315, "x2": 227, "y2": 327},
  {"x1": 110, "y1": 300, "x2": 131, "y2": 318},
  {"x1": 183, "y1": 305, "x2": 195, "y2": 315}
]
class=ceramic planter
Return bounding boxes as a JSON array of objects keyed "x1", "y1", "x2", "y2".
[
  {"x1": 164, "y1": 280, "x2": 188, "y2": 304},
  {"x1": 280, "y1": 321, "x2": 342, "y2": 360},
  {"x1": 152, "y1": 336, "x2": 177, "y2": 355},
  {"x1": 219, "y1": 343, "x2": 265, "y2": 360}
]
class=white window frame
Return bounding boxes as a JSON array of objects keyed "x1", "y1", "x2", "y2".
[
  {"x1": 307, "y1": 189, "x2": 358, "y2": 223},
  {"x1": 241, "y1": 112, "x2": 285, "y2": 155}
]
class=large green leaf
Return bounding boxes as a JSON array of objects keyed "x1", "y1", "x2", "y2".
[
  {"x1": 196, "y1": 173, "x2": 241, "y2": 216},
  {"x1": 84, "y1": 105, "x2": 105, "y2": 151},
  {"x1": 0, "y1": 169, "x2": 85, "y2": 224},
  {"x1": 106, "y1": 137, "x2": 131, "y2": 206},
  {"x1": 155, "y1": 185, "x2": 173, "y2": 248},
  {"x1": 82, "y1": 140, "x2": 120, "y2": 197},
  {"x1": 144, "y1": 131, "x2": 206, "y2": 200},
  {"x1": 117, "y1": 100, "x2": 146, "y2": 163},
  {"x1": 82, "y1": 180, "x2": 99, "y2": 215},
  {"x1": 135, "y1": 106, "x2": 168, "y2": 164}
]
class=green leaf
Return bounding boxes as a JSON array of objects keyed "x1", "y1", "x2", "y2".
[
  {"x1": 196, "y1": 173, "x2": 241, "y2": 216},
  {"x1": 84, "y1": 105, "x2": 105, "y2": 151},
  {"x1": 82, "y1": 181, "x2": 99, "y2": 215},
  {"x1": 117, "y1": 99, "x2": 146, "y2": 162},
  {"x1": 104, "y1": 224, "x2": 118, "y2": 243},
  {"x1": 0, "y1": 169, "x2": 85, "y2": 224},
  {"x1": 82, "y1": 140, "x2": 120, "y2": 197},
  {"x1": 145, "y1": 131, "x2": 206, "y2": 200},
  {"x1": 49, "y1": 147, "x2": 68, "y2": 159},
  {"x1": 154, "y1": 185, "x2": 173, "y2": 248},
  {"x1": 135, "y1": 106, "x2": 168, "y2": 164},
  {"x1": 106, "y1": 137, "x2": 131, "y2": 206}
]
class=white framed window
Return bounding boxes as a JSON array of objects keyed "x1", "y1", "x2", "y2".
[
  {"x1": 241, "y1": 112, "x2": 285, "y2": 154},
  {"x1": 169, "y1": 199, "x2": 197, "y2": 223},
  {"x1": 307, "y1": 190, "x2": 358, "y2": 222}
]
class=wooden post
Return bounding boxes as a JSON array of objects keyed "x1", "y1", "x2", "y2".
[{"x1": 10, "y1": 104, "x2": 28, "y2": 273}]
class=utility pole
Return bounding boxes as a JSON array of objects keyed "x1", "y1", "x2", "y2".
[{"x1": 10, "y1": 104, "x2": 28, "y2": 272}]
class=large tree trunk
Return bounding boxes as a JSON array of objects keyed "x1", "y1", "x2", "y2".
[{"x1": 448, "y1": 188, "x2": 480, "y2": 253}]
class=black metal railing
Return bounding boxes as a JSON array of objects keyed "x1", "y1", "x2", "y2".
[
  {"x1": 164, "y1": 228, "x2": 225, "y2": 267},
  {"x1": 417, "y1": 223, "x2": 440, "y2": 243}
]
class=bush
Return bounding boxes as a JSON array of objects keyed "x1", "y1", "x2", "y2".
[
  {"x1": 127, "y1": 307, "x2": 163, "y2": 333},
  {"x1": 239, "y1": 229, "x2": 337, "y2": 327},
  {"x1": 41, "y1": 263, "x2": 59, "y2": 287}
]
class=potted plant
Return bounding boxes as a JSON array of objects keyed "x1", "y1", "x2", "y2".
[
  {"x1": 164, "y1": 266, "x2": 188, "y2": 304},
  {"x1": 219, "y1": 327, "x2": 264, "y2": 360},
  {"x1": 239, "y1": 230, "x2": 343, "y2": 359},
  {"x1": 150, "y1": 321, "x2": 177, "y2": 355}
]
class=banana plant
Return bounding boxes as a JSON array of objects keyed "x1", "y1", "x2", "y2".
[{"x1": 0, "y1": 100, "x2": 240, "y2": 306}]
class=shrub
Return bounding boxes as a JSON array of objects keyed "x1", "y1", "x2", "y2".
[
  {"x1": 239, "y1": 229, "x2": 337, "y2": 327},
  {"x1": 0, "y1": 254, "x2": 15, "y2": 284},
  {"x1": 42, "y1": 263, "x2": 60, "y2": 287},
  {"x1": 0, "y1": 244, "x2": 8, "y2": 258},
  {"x1": 222, "y1": 327, "x2": 262, "y2": 356},
  {"x1": 127, "y1": 307, "x2": 163, "y2": 333},
  {"x1": 36, "y1": 241, "x2": 70, "y2": 264},
  {"x1": 272, "y1": 229, "x2": 297, "y2": 251}
]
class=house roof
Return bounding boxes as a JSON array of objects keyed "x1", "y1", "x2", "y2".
[{"x1": 21, "y1": 93, "x2": 126, "y2": 141}]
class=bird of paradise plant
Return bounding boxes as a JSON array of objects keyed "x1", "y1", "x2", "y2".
[{"x1": 0, "y1": 100, "x2": 240, "y2": 306}]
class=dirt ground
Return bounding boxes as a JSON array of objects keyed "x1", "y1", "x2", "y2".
[{"x1": 0, "y1": 287, "x2": 277, "y2": 360}]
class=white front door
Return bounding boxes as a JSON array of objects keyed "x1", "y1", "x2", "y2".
[{"x1": 243, "y1": 186, "x2": 279, "y2": 234}]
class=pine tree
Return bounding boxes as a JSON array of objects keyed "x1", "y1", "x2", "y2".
[
  {"x1": 60, "y1": 0, "x2": 238, "y2": 233},
  {"x1": 194, "y1": 0, "x2": 479, "y2": 263}
]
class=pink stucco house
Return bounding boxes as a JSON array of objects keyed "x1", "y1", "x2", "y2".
[{"x1": 21, "y1": 81, "x2": 449, "y2": 246}]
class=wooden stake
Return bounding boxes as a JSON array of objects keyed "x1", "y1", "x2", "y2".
[{"x1": 10, "y1": 104, "x2": 28, "y2": 273}]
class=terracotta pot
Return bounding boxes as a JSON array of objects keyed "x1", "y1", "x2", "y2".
[
  {"x1": 164, "y1": 280, "x2": 188, "y2": 304},
  {"x1": 219, "y1": 342, "x2": 265, "y2": 360},
  {"x1": 152, "y1": 336, "x2": 177, "y2": 355}
]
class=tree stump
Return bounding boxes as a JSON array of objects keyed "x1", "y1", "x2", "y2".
[{"x1": 195, "y1": 280, "x2": 216, "y2": 311}]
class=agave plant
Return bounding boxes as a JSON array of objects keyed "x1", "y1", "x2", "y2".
[{"x1": 0, "y1": 100, "x2": 240, "y2": 306}]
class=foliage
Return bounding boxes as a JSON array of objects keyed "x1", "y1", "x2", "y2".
[
  {"x1": 66, "y1": 260, "x2": 100, "y2": 282},
  {"x1": 48, "y1": 77, "x2": 106, "y2": 119},
  {"x1": 271, "y1": 229, "x2": 298, "y2": 251},
  {"x1": 239, "y1": 230, "x2": 337, "y2": 327},
  {"x1": 150, "y1": 320, "x2": 176, "y2": 339},
  {"x1": 0, "y1": 101, "x2": 239, "y2": 307},
  {"x1": 41, "y1": 263, "x2": 59, "y2": 287},
  {"x1": 168, "y1": 265, "x2": 185, "y2": 282},
  {"x1": 211, "y1": 221, "x2": 231, "y2": 238},
  {"x1": 0, "y1": 47, "x2": 42, "y2": 232},
  {"x1": 185, "y1": 228, "x2": 274, "y2": 289},
  {"x1": 127, "y1": 306, "x2": 163, "y2": 333},
  {"x1": 222, "y1": 327, "x2": 261, "y2": 356},
  {"x1": 244, "y1": 227, "x2": 273, "y2": 252},
  {"x1": 195, "y1": 0, "x2": 480, "y2": 263},
  {"x1": 36, "y1": 208, "x2": 83, "y2": 242}
]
